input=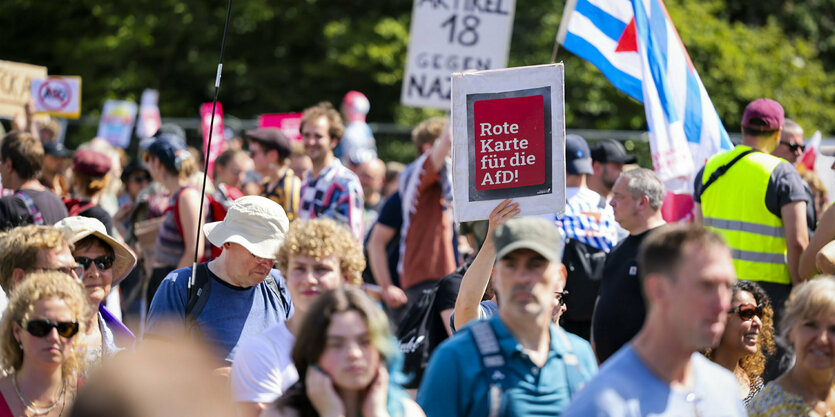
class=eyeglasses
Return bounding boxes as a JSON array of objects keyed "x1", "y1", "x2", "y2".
[
  {"x1": 780, "y1": 141, "x2": 806, "y2": 153},
  {"x1": 37, "y1": 264, "x2": 85, "y2": 278},
  {"x1": 555, "y1": 290, "x2": 569, "y2": 307},
  {"x1": 22, "y1": 319, "x2": 80, "y2": 338},
  {"x1": 75, "y1": 255, "x2": 115, "y2": 271},
  {"x1": 729, "y1": 303, "x2": 763, "y2": 321}
]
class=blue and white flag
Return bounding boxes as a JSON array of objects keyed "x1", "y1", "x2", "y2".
[{"x1": 557, "y1": 0, "x2": 733, "y2": 194}]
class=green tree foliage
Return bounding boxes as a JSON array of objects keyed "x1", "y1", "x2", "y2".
[{"x1": 1, "y1": 0, "x2": 834, "y2": 142}]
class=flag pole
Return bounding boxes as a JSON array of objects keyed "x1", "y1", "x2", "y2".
[{"x1": 552, "y1": 0, "x2": 579, "y2": 63}]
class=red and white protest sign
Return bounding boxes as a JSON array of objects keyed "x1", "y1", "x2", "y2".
[
  {"x1": 31, "y1": 76, "x2": 82, "y2": 119},
  {"x1": 201, "y1": 102, "x2": 225, "y2": 178},
  {"x1": 451, "y1": 64, "x2": 565, "y2": 222},
  {"x1": 136, "y1": 89, "x2": 161, "y2": 138},
  {"x1": 258, "y1": 113, "x2": 302, "y2": 142}
]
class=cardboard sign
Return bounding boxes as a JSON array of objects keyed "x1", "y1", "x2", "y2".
[
  {"x1": 31, "y1": 76, "x2": 82, "y2": 119},
  {"x1": 451, "y1": 64, "x2": 565, "y2": 222},
  {"x1": 258, "y1": 113, "x2": 302, "y2": 142},
  {"x1": 97, "y1": 100, "x2": 138, "y2": 148},
  {"x1": 400, "y1": 0, "x2": 516, "y2": 110},
  {"x1": 201, "y1": 102, "x2": 225, "y2": 178},
  {"x1": 0, "y1": 60, "x2": 47, "y2": 118},
  {"x1": 136, "y1": 89, "x2": 162, "y2": 138}
]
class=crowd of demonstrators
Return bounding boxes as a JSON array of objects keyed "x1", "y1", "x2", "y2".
[
  {"x1": 565, "y1": 225, "x2": 745, "y2": 416},
  {"x1": 2, "y1": 91, "x2": 835, "y2": 417}
]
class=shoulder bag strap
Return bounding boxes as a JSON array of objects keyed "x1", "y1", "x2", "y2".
[
  {"x1": 698, "y1": 149, "x2": 756, "y2": 198},
  {"x1": 471, "y1": 321, "x2": 506, "y2": 417}
]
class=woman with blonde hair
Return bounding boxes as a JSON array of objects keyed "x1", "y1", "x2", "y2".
[
  {"x1": 65, "y1": 149, "x2": 115, "y2": 235},
  {"x1": 264, "y1": 287, "x2": 423, "y2": 417},
  {"x1": 0, "y1": 271, "x2": 89, "y2": 417},
  {"x1": 706, "y1": 280, "x2": 776, "y2": 405},
  {"x1": 748, "y1": 276, "x2": 835, "y2": 416}
]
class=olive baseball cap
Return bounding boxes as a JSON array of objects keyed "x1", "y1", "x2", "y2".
[{"x1": 493, "y1": 217, "x2": 565, "y2": 262}]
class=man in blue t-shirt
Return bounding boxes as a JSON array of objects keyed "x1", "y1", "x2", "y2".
[
  {"x1": 146, "y1": 196, "x2": 293, "y2": 371},
  {"x1": 418, "y1": 217, "x2": 597, "y2": 416},
  {"x1": 564, "y1": 225, "x2": 746, "y2": 417}
]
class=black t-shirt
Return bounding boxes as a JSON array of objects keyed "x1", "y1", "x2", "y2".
[
  {"x1": 591, "y1": 225, "x2": 664, "y2": 363},
  {"x1": 80, "y1": 205, "x2": 115, "y2": 236},
  {"x1": 19, "y1": 188, "x2": 68, "y2": 225},
  {"x1": 361, "y1": 191, "x2": 401, "y2": 287},
  {"x1": 431, "y1": 272, "x2": 463, "y2": 345},
  {"x1": 693, "y1": 158, "x2": 807, "y2": 217}
]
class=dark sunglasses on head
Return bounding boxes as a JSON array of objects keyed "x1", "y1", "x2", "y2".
[
  {"x1": 780, "y1": 141, "x2": 806, "y2": 153},
  {"x1": 75, "y1": 255, "x2": 115, "y2": 271},
  {"x1": 729, "y1": 303, "x2": 763, "y2": 321},
  {"x1": 22, "y1": 319, "x2": 80, "y2": 338},
  {"x1": 555, "y1": 290, "x2": 569, "y2": 307}
]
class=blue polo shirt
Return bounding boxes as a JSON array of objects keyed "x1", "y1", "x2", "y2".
[{"x1": 417, "y1": 315, "x2": 597, "y2": 417}]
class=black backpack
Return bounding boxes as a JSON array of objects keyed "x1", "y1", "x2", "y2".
[
  {"x1": 396, "y1": 284, "x2": 441, "y2": 389},
  {"x1": 562, "y1": 195, "x2": 609, "y2": 324}
]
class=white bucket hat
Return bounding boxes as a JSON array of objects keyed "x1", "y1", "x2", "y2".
[
  {"x1": 202, "y1": 196, "x2": 290, "y2": 259},
  {"x1": 54, "y1": 216, "x2": 138, "y2": 284}
]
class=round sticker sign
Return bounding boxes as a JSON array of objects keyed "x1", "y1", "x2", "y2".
[{"x1": 37, "y1": 79, "x2": 72, "y2": 111}]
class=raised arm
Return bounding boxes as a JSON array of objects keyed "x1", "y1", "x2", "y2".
[{"x1": 453, "y1": 199, "x2": 519, "y2": 330}]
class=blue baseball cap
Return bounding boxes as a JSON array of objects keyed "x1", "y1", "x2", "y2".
[
  {"x1": 566, "y1": 134, "x2": 593, "y2": 175},
  {"x1": 142, "y1": 132, "x2": 191, "y2": 171}
]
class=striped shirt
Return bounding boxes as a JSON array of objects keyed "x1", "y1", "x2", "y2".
[
  {"x1": 555, "y1": 187, "x2": 618, "y2": 252},
  {"x1": 299, "y1": 159, "x2": 364, "y2": 241}
]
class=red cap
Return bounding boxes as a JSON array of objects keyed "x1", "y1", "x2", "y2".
[
  {"x1": 73, "y1": 149, "x2": 112, "y2": 177},
  {"x1": 742, "y1": 98, "x2": 784, "y2": 131}
]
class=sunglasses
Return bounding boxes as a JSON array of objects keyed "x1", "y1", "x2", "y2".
[
  {"x1": 22, "y1": 319, "x2": 80, "y2": 338},
  {"x1": 75, "y1": 255, "x2": 115, "y2": 271},
  {"x1": 729, "y1": 303, "x2": 763, "y2": 321},
  {"x1": 555, "y1": 290, "x2": 569, "y2": 307},
  {"x1": 130, "y1": 175, "x2": 150, "y2": 183},
  {"x1": 780, "y1": 141, "x2": 806, "y2": 153}
]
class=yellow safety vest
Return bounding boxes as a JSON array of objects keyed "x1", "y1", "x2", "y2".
[{"x1": 700, "y1": 145, "x2": 789, "y2": 284}]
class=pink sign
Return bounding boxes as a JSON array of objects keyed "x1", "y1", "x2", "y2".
[
  {"x1": 259, "y1": 113, "x2": 302, "y2": 142},
  {"x1": 201, "y1": 102, "x2": 225, "y2": 177}
]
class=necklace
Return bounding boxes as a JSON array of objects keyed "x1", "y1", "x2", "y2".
[
  {"x1": 786, "y1": 369, "x2": 835, "y2": 417},
  {"x1": 12, "y1": 374, "x2": 66, "y2": 416}
]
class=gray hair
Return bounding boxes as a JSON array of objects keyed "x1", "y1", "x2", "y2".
[
  {"x1": 620, "y1": 168, "x2": 665, "y2": 211},
  {"x1": 782, "y1": 119, "x2": 803, "y2": 137}
]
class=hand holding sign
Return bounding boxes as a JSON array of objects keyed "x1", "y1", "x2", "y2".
[{"x1": 451, "y1": 64, "x2": 566, "y2": 222}]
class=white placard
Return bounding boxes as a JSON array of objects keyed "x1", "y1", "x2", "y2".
[
  {"x1": 400, "y1": 0, "x2": 516, "y2": 110},
  {"x1": 31, "y1": 76, "x2": 82, "y2": 119},
  {"x1": 451, "y1": 64, "x2": 566, "y2": 222}
]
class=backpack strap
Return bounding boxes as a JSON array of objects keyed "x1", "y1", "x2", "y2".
[
  {"x1": 264, "y1": 274, "x2": 292, "y2": 320},
  {"x1": 555, "y1": 327, "x2": 587, "y2": 397},
  {"x1": 597, "y1": 194, "x2": 607, "y2": 210},
  {"x1": 470, "y1": 321, "x2": 506, "y2": 417},
  {"x1": 698, "y1": 149, "x2": 756, "y2": 198},
  {"x1": 16, "y1": 191, "x2": 44, "y2": 225},
  {"x1": 185, "y1": 262, "x2": 211, "y2": 331}
]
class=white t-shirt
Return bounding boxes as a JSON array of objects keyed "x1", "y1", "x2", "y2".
[{"x1": 230, "y1": 321, "x2": 298, "y2": 403}]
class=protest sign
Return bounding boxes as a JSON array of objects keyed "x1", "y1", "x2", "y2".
[
  {"x1": 136, "y1": 89, "x2": 162, "y2": 138},
  {"x1": 97, "y1": 100, "x2": 138, "y2": 148},
  {"x1": 400, "y1": 0, "x2": 516, "y2": 110},
  {"x1": 258, "y1": 113, "x2": 302, "y2": 141},
  {"x1": 451, "y1": 64, "x2": 565, "y2": 222},
  {"x1": 31, "y1": 76, "x2": 82, "y2": 119},
  {"x1": 0, "y1": 60, "x2": 47, "y2": 118},
  {"x1": 201, "y1": 102, "x2": 225, "y2": 177}
]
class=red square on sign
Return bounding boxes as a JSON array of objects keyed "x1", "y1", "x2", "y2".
[{"x1": 473, "y1": 95, "x2": 545, "y2": 191}]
